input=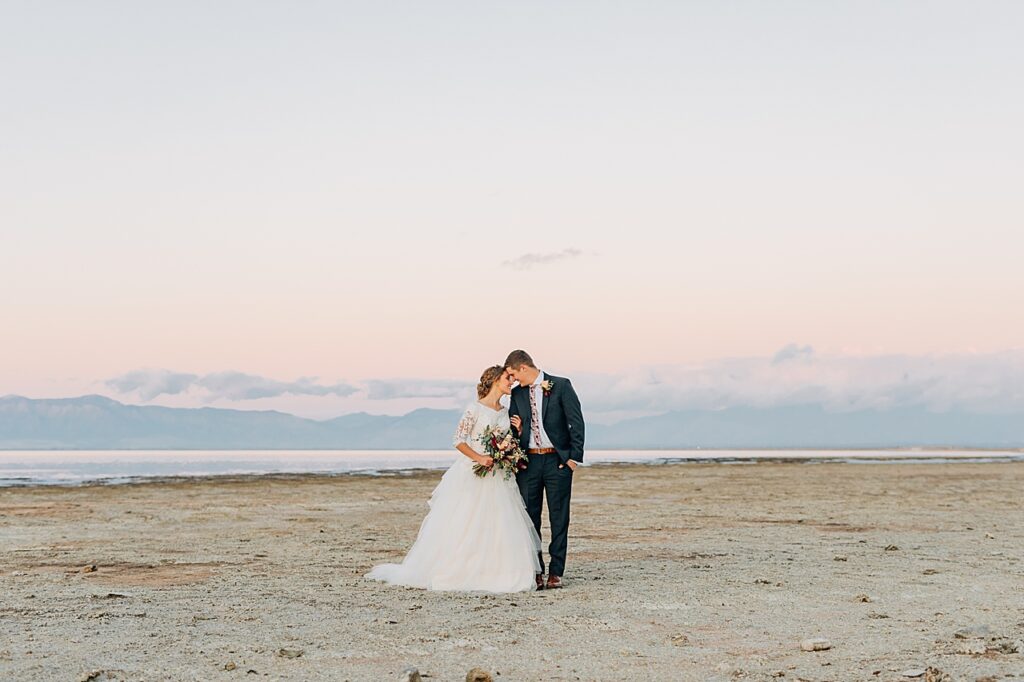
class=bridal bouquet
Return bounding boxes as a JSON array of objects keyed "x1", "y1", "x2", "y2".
[{"x1": 472, "y1": 425, "x2": 529, "y2": 480}]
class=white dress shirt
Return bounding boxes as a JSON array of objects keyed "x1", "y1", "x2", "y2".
[{"x1": 529, "y1": 371, "x2": 554, "y2": 449}]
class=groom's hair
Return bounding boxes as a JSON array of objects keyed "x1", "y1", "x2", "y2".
[{"x1": 504, "y1": 350, "x2": 535, "y2": 369}]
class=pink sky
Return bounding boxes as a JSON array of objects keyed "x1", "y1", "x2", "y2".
[{"x1": 3, "y1": 3, "x2": 1023, "y2": 419}]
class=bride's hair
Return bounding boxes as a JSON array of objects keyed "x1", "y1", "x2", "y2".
[{"x1": 477, "y1": 365, "x2": 505, "y2": 399}]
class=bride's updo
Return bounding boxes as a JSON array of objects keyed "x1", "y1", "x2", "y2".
[{"x1": 477, "y1": 365, "x2": 505, "y2": 399}]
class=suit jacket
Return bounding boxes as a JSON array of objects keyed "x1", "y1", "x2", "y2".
[{"x1": 509, "y1": 373, "x2": 585, "y2": 466}]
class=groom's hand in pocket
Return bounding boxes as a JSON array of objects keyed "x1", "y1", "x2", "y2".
[{"x1": 560, "y1": 460, "x2": 578, "y2": 471}]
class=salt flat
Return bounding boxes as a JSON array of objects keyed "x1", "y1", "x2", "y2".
[{"x1": 1, "y1": 462, "x2": 1022, "y2": 681}]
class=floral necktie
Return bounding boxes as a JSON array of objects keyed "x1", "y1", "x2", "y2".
[{"x1": 528, "y1": 384, "x2": 542, "y2": 448}]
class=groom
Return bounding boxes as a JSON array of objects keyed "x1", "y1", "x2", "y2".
[{"x1": 505, "y1": 350, "x2": 585, "y2": 590}]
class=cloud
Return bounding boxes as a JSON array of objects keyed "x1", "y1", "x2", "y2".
[
  {"x1": 107, "y1": 369, "x2": 358, "y2": 402},
  {"x1": 572, "y1": 346, "x2": 1024, "y2": 415},
  {"x1": 105, "y1": 347, "x2": 1024, "y2": 418},
  {"x1": 195, "y1": 372, "x2": 359, "y2": 401},
  {"x1": 502, "y1": 248, "x2": 584, "y2": 270},
  {"x1": 364, "y1": 379, "x2": 470, "y2": 401},
  {"x1": 772, "y1": 343, "x2": 815, "y2": 364},
  {"x1": 106, "y1": 370, "x2": 468, "y2": 404},
  {"x1": 106, "y1": 369, "x2": 199, "y2": 401}
]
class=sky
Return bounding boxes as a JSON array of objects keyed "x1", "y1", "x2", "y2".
[{"x1": 2, "y1": 2, "x2": 1023, "y2": 422}]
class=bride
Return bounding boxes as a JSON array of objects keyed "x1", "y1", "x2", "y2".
[{"x1": 366, "y1": 365, "x2": 542, "y2": 592}]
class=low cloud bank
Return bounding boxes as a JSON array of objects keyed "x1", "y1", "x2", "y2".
[
  {"x1": 573, "y1": 346, "x2": 1024, "y2": 414},
  {"x1": 107, "y1": 369, "x2": 358, "y2": 402},
  {"x1": 105, "y1": 346, "x2": 1024, "y2": 415}
]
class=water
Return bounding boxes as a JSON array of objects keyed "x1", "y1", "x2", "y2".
[{"x1": 0, "y1": 449, "x2": 1021, "y2": 487}]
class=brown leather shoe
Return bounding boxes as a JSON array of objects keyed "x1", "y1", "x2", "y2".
[
  {"x1": 546, "y1": 574, "x2": 563, "y2": 589},
  {"x1": 535, "y1": 573, "x2": 545, "y2": 590}
]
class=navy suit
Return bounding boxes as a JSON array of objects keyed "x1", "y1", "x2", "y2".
[{"x1": 509, "y1": 373, "x2": 585, "y2": 577}]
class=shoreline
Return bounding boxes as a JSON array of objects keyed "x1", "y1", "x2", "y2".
[{"x1": 1, "y1": 450, "x2": 1023, "y2": 489}]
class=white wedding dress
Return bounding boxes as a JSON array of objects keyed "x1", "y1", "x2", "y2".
[{"x1": 367, "y1": 400, "x2": 542, "y2": 593}]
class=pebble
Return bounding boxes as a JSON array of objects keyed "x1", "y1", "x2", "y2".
[
  {"x1": 80, "y1": 564, "x2": 98, "y2": 573},
  {"x1": 884, "y1": 544, "x2": 900, "y2": 551},
  {"x1": 901, "y1": 670, "x2": 925, "y2": 678},
  {"x1": 398, "y1": 668, "x2": 422, "y2": 682},
  {"x1": 465, "y1": 668, "x2": 493, "y2": 682},
  {"x1": 277, "y1": 648, "x2": 304, "y2": 659},
  {"x1": 854, "y1": 593, "x2": 873, "y2": 603},
  {"x1": 800, "y1": 638, "x2": 831, "y2": 651},
  {"x1": 954, "y1": 624, "x2": 992, "y2": 639}
]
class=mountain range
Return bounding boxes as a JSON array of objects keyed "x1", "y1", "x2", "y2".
[{"x1": 2, "y1": 394, "x2": 1024, "y2": 450}]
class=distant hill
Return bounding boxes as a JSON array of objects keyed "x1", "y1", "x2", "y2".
[
  {"x1": 2, "y1": 395, "x2": 1024, "y2": 450},
  {"x1": 586, "y1": 404, "x2": 1024, "y2": 449},
  {"x1": 0, "y1": 395, "x2": 459, "y2": 449}
]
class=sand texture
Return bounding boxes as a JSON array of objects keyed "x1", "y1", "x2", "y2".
[{"x1": 2, "y1": 461, "x2": 1023, "y2": 681}]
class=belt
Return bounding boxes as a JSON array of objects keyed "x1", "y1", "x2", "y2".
[{"x1": 527, "y1": 448, "x2": 557, "y2": 455}]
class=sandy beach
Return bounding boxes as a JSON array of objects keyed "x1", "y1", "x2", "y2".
[{"x1": 1, "y1": 460, "x2": 1022, "y2": 681}]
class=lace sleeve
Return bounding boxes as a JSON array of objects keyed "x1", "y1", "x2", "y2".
[{"x1": 452, "y1": 404, "x2": 478, "y2": 448}]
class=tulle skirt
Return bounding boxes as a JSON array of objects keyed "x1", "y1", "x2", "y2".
[{"x1": 367, "y1": 455, "x2": 542, "y2": 593}]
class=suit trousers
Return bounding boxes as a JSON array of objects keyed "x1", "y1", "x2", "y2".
[{"x1": 516, "y1": 452, "x2": 573, "y2": 577}]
